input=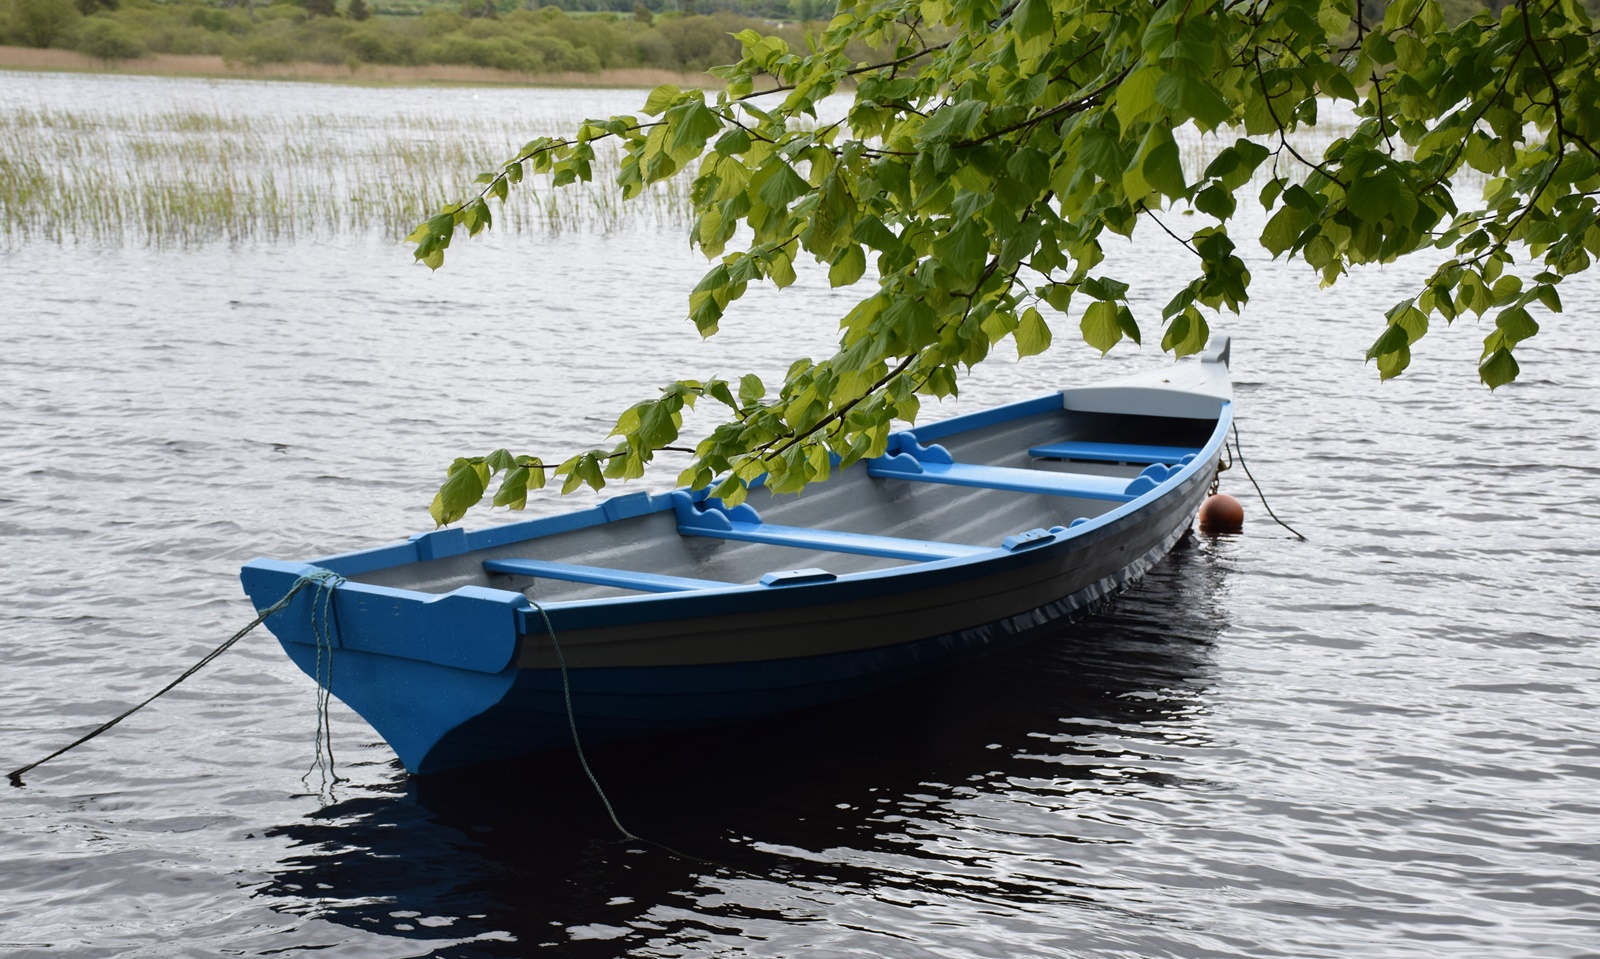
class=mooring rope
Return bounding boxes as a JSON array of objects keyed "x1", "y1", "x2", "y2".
[
  {"x1": 14, "y1": 569, "x2": 744, "y2": 874},
  {"x1": 303, "y1": 571, "x2": 347, "y2": 795},
  {"x1": 527, "y1": 598, "x2": 752, "y2": 875},
  {"x1": 526, "y1": 599, "x2": 640, "y2": 843},
  {"x1": 7, "y1": 568, "x2": 345, "y2": 788},
  {"x1": 1229, "y1": 421, "x2": 1307, "y2": 541}
]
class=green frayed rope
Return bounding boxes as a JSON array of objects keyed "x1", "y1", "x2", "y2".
[{"x1": 8, "y1": 568, "x2": 344, "y2": 787}]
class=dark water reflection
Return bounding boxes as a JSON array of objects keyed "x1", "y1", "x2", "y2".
[{"x1": 258, "y1": 538, "x2": 1227, "y2": 956}]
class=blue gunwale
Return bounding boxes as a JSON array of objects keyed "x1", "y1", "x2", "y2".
[
  {"x1": 307, "y1": 392, "x2": 1076, "y2": 576},
  {"x1": 257, "y1": 399, "x2": 1232, "y2": 638}
]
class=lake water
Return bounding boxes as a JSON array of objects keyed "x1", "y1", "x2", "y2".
[{"x1": 2, "y1": 72, "x2": 1598, "y2": 959}]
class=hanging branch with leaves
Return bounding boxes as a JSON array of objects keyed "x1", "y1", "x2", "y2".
[{"x1": 412, "y1": 0, "x2": 1599, "y2": 525}]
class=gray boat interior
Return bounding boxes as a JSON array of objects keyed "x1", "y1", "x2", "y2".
[{"x1": 348, "y1": 404, "x2": 1218, "y2": 604}]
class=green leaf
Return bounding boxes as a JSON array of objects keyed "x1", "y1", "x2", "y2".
[
  {"x1": 1042, "y1": 283, "x2": 1073, "y2": 314},
  {"x1": 409, "y1": 0, "x2": 1596, "y2": 525},
  {"x1": 766, "y1": 245, "x2": 797, "y2": 289},
  {"x1": 669, "y1": 101, "x2": 724, "y2": 160},
  {"x1": 1005, "y1": 147, "x2": 1051, "y2": 197},
  {"x1": 1533, "y1": 284, "x2": 1563, "y2": 313},
  {"x1": 1010, "y1": 0, "x2": 1055, "y2": 60},
  {"x1": 1318, "y1": 0, "x2": 1354, "y2": 34},
  {"x1": 1140, "y1": 126, "x2": 1186, "y2": 200},
  {"x1": 1161, "y1": 308, "x2": 1210, "y2": 357},
  {"x1": 1153, "y1": 73, "x2": 1232, "y2": 129},
  {"x1": 1115, "y1": 67, "x2": 1162, "y2": 127},
  {"x1": 981, "y1": 309, "x2": 1019, "y2": 343},
  {"x1": 1494, "y1": 306, "x2": 1539, "y2": 348},
  {"x1": 643, "y1": 83, "x2": 680, "y2": 117},
  {"x1": 757, "y1": 162, "x2": 811, "y2": 209},
  {"x1": 1116, "y1": 304, "x2": 1141, "y2": 345},
  {"x1": 1345, "y1": 168, "x2": 1416, "y2": 225},
  {"x1": 1195, "y1": 184, "x2": 1236, "y2": 220},
  {"x1": 830, "y1": 244, "x2": 867, "y2": 287},
  {"x1": 714, "y1": 127, "x2": 752, "y2": 156},
  {"x1": 1366, "y1": 323, "x2": 1409, "y2": 361},
  {"x1": 429, "y1": 459, "x2": 489, "y2": 527},
  {"x1": 738, "y1": 374, "x2": 765, "y2": 405},
  {"x1": 492, "y1": 467, "x2": 530, "y2": 510},
  {"x1": 918, "y1": 100, "x2": 986, "y2": 142},
  {"x1": 1080, "y1": 275, "x2": 1130, "y2": 300},
  {"x1": 706, "y1": 379, "x2": 736, "y2": 409},
  {"x1": 1015, "y1": 307, "x2": 1052, "y2": 358},
  {"x1": 1261, "y1": 204, "x2": 1311, "y2": 257},
  {"x1": 933, "y1": 219, "x2": 989, "y2": 286},
  {"x1": 1080, "y1": 300, "x2": 1122, "y2": 354},
  {"x1": 1489, "y1": 274, "x2": 1522, "y2": 305},
  {"x1": 1078, "y1": 126, "x2": 1128, "y2": 183},
  {"x1": 1376, "y1": 343, "x2": 1411, "y2": 380},
  {"x1": 1479, "y1": 347, "x2": 1519, "y2": 389}
]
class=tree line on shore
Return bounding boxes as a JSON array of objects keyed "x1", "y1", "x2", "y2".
[
  {"x1": 4, "y1": 0, "x2": 1592, "y2": 80},
  {"x1": 0, "y1": 0, "x2": 835, "y2": 75}
]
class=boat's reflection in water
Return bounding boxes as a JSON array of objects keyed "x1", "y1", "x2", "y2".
[{"x1": 257, "y1": 533, "x2": 1234, "y2": 956}]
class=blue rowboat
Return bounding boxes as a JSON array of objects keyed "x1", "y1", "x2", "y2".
[{"x1": 241, "y1": 337, "x2": 1234, "y2": 775}]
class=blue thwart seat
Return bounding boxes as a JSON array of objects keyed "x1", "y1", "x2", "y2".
[
  {"x1": 671, "y1": 491, "x2": 987, "y2": 562},
  {"x1": 867, "y1": 434, "x2": 1184, "y2": 501},
  {"x1": 1026, "y1": 440, "x2": 1201, "y2": 465},
  {"x1": 484, "y1": 558, "x2": 733, "y2": 593},
  {"x1": 868, "y1": 456, "x2": 1138, "y2": 501}
]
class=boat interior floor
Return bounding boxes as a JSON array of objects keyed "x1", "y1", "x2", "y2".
[{"x1": 467, "y1": 433, "x2": 1204, "y2": 601}]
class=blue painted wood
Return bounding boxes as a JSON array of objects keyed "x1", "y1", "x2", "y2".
[
  {"x1": 759, "y1": 568, "x2": 838, "y2": 586},
  {"x1": 672, "y1": 491, "x2": 987, "y2": 561},
  {"x1": 866, "y1": 458, "x2": 1139, "y2": 502},
  {"x1": 1027, "y1": 440, "x2": 1200, "y2": 464},
  {"x1": 694, "y1": 520, "x2": 987, "y2": 561},
  {"x1": 907, "y1": 393, "x2": 1065, "y2": 442},
  {"x1": 484, "y1": 558, "x2": 733, "y2": 593},
  {"x1": 312, "y1": 491, "x2": 679, "y2": 577},
  {"x1": 1002, "y1": 527, "x2": 1065, "y2": 551},
  {"x1": 412, "y1": 527, "x2": 469, "y2": 561},
  {"x1": 885, "y1": 433, "x2": 954, "y2": 463},
  {"x1": 241, "y1": 559, "x2": 526, "y2": 675}
]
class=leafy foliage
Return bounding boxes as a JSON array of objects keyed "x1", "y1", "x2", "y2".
[
  {"x1": 416, "y1": 0, "x2": 1600, "y2": 524},
  {"x1": 2, "y1": 0, "x2": 827, "y2": 76},
  {"x1": 9, "y1": 0, "x2": 80, "y2": 47}
]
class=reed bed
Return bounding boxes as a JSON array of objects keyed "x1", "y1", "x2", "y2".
[
  {"x1": 0, "y1": 104, "x2": 695, "y2": 248},
  {"x1": 0, "y1": 95, "x2": 1374, "y2": 251}
]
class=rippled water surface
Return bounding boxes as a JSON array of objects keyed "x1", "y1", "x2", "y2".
[{"x1": 3, "y1": 72, "x2": 1598, "y2": 959}]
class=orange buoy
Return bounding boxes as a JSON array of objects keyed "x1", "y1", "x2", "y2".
[{"x1": 1198, "y1": 493, "x2": 1244, "y2": 534}]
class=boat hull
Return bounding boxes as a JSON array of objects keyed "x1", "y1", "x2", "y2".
[
  {"x1": 243, "y1": 347, "x2": 1234, "y2": 775},
  {"x1": 424, "y1": 495, "x2": 1198, "y2": 773}
]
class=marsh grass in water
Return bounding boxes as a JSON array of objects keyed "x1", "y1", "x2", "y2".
[
  {"x1": 0, "y1": 95, "x2": 1370, "y2": 251},
  {"x1": 0, "y1": 104, "x2": 694, "y2": 247}
]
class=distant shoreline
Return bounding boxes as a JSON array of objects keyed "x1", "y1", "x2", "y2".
[{"x1": 0, "y1": 45, "x2": 719, "y2": 88}]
